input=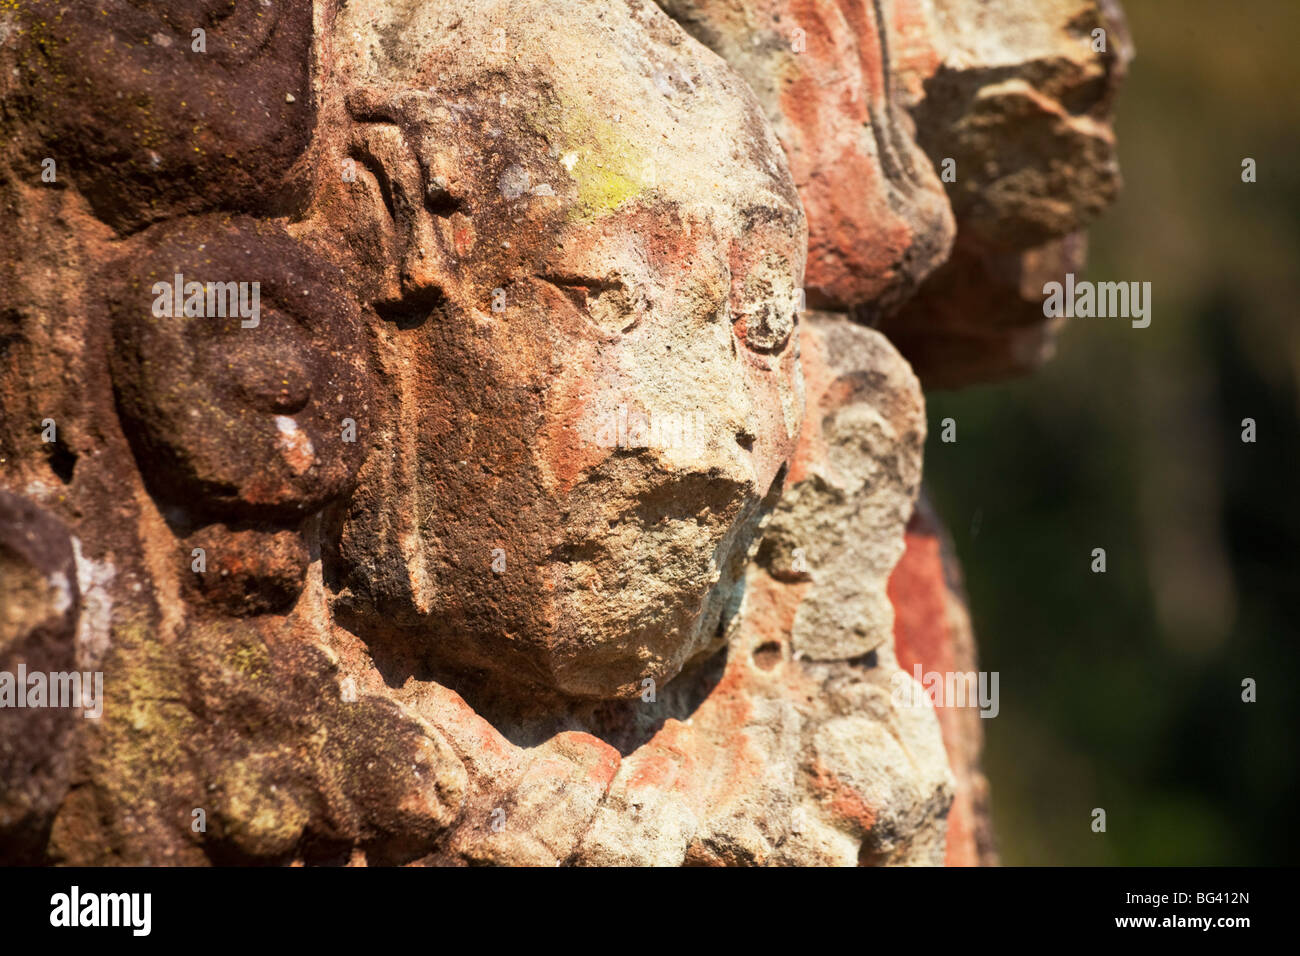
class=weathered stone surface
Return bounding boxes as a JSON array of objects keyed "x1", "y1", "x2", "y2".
[
  {"x1": 660, "y1": 0, "x2": 1130, "y2": 385},
  {"x1": 0, "y1": 492, "x2": 80, "y2": 863},
  {"x1": 48, "y1": 615, "x2": 468, "y2": 866},
  {"x1": 880, "y1": 0, "x2": 1132, "y2": 386},
  {"x1": 106, "y1": 215, "x2": 373, "y2": 523},
  {"x1": 661, "y1": 0, "x2": 956, "y2": 315},
  {"x1": 889, "y1": 493, "x2": 997, "y2": 865},
  {"x1": 913, "y1": 0, "x2": 1130, "y2": 248},
  {"x1": 181, "y1": 525, "x2": 310, "y2": 617},
  {"x1": 0, "y1": 0, "x2": 1130, "y2": 866},
  {"x1": 8, "y1": 0, "x2": 316, "y2": 233},
  {"x1": 335, "y1": 313, "x2": 950, "y2": 866},
  {"x1": 570, "y1": 316, "x2": 946, "y2": 866},
  {"x1": 757, "y1": 313, "x2": 925, "y2": 662},
  {"x1": 881, "y1": 231, "x2": 1085, "y2": 388}
]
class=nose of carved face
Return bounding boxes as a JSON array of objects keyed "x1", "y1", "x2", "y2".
[
  {"x1": 339, "y1": 89, "x2": 469, "y2": 321},
  {"x1": 312, "y1": 0, "x2": 808, "y2": 699}
]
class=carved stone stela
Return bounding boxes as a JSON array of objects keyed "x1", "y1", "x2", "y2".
[{"x1": 0, "y1": 0, "x2": 1126, "y2": 865}]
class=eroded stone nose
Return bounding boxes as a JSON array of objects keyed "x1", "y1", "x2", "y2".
[
  {"x1": 400, "y1": 215, "x2": 454, "y2": 304},
  {"x1": 347, "y1": 108, "x2": 461, "y2": 317}
]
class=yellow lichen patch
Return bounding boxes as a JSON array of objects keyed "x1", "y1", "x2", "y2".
[
  {"x1": 213, "y1": 754, "x2": 310, "y2": 857},
  {"x1": 227, "y1": 636, "x2": 271, "y2": 682},
  {"x1": 545, "y1": 93, "x2": 651, "y2": 220}
]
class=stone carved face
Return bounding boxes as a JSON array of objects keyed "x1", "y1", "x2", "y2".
[
  {"x1": 105, "y1": 216, "x2": 373, "y2": 524},
  {"x1": 307, "y1": 0, "x2": 808, "y2": 699},
  {"x1": 0, "y1": 0, "x2": 1127, "y2": 867}
]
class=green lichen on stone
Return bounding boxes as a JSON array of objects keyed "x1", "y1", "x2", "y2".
[
  {"x1": 50, "y1": 604, "x2": 206, "y2": 864},
  {"x1": 225, "y1": 633, "x2": 271, "y2": 683}
]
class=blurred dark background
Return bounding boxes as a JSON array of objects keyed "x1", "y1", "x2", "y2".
[{"x1": 924, "y1": 0, "x2": 1300, "y2": 864}]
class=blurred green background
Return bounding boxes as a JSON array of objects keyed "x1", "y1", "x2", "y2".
[{"x1": 924, "y1": 0, "x2": 1300, "y2": 864}]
